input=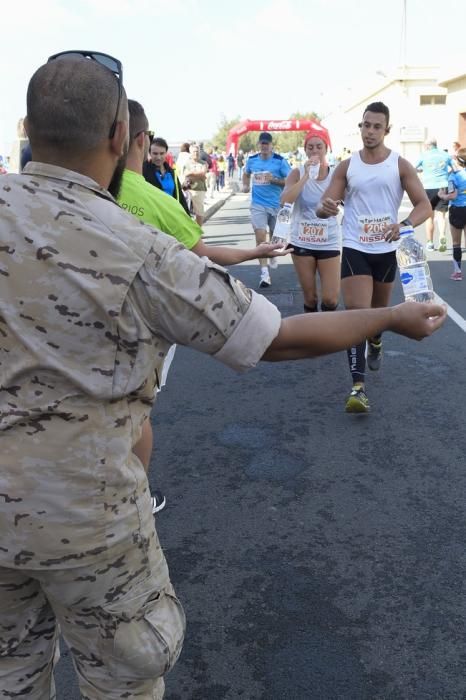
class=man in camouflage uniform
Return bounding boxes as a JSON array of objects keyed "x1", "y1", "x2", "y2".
[{"x1": 0, "y1": 52, "x2": 446, "y2": 699}]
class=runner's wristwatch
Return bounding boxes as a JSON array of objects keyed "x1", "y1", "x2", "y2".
[{"x1": 399, "y1": 218, "x2": 413, "y2": 227}]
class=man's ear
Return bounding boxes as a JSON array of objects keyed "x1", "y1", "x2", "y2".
[
  {"x1": 111, "y1": 120, "x2": 129, "y2": 157},
  {"x1": 23, "y1": 116, "x2": 30, "y2": 137},
  {"x1": 386, "y1": 125, "x2": 391, "y2": 134}
]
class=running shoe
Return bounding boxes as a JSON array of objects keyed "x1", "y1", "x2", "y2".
[
  {"x1": 259, "y1": 270, "x2": 271, "y2": 288},
  {"x1": 345, "y1": 386, "x2": 370, "y2": 413},
  {"x1": 367, "y1": 339, "x2": 383, "y2": 371},
  {"x1": 151, "y1": 489, "x2": 166, "y2": 514},
  {"x1": 450, "y1": 270, "x2": 463, "y2": 281},
  {"x1": 426, "y1": 241, "x2": 435, "y2": 251},
  {"x1": 268, "y1": 256, "x2": 279, "y2": 270},
  {"x1": 438, "y1": 237, "x2": 447, "y2": 253}
]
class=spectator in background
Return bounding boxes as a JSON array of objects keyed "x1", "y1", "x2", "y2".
[
  {"x1": 237, "y1": 150, "x2": 245, "y2": 180},
  {"x1": 143, "y1": 137, "x2": 190, "y2": 215},
  {"x1": 175, "y1": 142, "x2": 191, "y2": 184},
  {"x1": 199, "y1": 142, "x2": 213, "y2": 171},
  {"x1": 207, "y1": 150, "x2": 218, "y2": 198},
  {"x1": 217, "y1": 155, "x2": 226, "y2": 189},
  {"x1": 227, "y1": 152, "x2": 235, "y2": 179},
  {"x1": 416, "y1": 138, "x2": 453, "y2": 251},
  {"x1": 183, "y1": 143, "x2": 208, "y2": 225}
]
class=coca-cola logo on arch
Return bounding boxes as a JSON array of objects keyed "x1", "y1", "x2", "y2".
[{"x1": 267, "y1": 120, "x2": 293, "y2": 130}]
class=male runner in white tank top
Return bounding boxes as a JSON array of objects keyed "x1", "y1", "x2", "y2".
[{"x1": 316, "y1": 102, "x2": 432, "y2": 413}]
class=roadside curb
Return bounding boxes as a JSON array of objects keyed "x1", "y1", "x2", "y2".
[{"x1": 204, "y1": 191, "x2": 235, "y2": 222}]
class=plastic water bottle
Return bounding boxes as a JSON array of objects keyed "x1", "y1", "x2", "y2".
[
  {"x1": 271, "y1": 203, "x2": 292, "y2": 247},
  {"x1": 308, "y1": 161, "x2": 320, "y2": 180},
  {"x1": 396, "y1": 226, "x2": 434, "y2": 302}
]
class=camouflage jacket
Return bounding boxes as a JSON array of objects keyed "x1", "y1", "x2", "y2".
[{"x1": 0, "y1": 163, "x2": 281, "y2": 569}]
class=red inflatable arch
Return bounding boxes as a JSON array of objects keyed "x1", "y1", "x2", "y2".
[{"x1": 226, "y1": 118, "x2": 330, "y2": 156}]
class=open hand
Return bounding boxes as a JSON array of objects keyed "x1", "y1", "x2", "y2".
[{"x1": 257, "y1": 242, "x2": 292, "y2": 258}]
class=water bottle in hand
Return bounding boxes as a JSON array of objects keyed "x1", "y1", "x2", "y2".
[
  {"x1": 306, "y1": 159, "x2": 320, "y2": 180},
  {"x1": 271, "y1": 203, "x2": 292, "y2": 247},
  {"x1": 396, "y1": 226, "x2": 434, "y2": 302}
]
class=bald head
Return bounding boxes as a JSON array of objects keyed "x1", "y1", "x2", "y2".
[{"x1": 26, "y1": 56, "x2": 128, "y2": 153}]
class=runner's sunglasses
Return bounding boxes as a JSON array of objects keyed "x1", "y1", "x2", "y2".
[{"x1": 47, "y1": 51, "x2": 123, "y2": 139}]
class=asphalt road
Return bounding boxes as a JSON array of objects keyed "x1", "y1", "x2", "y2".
[{"x1": 55, "y1": 194, "x2": 466, "y2": 699}]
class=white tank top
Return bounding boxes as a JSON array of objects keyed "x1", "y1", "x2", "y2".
[
  {"x1": 290, "y1": 166, "x2": 341, "y2": 250},
  {"x1": 343, "y1": 150, "x2": 403, "y2": 254}
]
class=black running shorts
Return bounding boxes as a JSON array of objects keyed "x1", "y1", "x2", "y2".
[
  {"x1": 341, "y1": 247, "x2": 397, "y2": 283},
  {"x1": 425, "y1": 188, "x2": 448, "y2": 213},
  {"x1": 449, "y1": 205, "x2": 466, "y2": 230},
  {"x1": 287, "y1": 244, "x2": 340, "y2": 260}
]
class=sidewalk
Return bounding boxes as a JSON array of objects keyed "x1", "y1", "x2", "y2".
[{"x1": 204, "y1": 178, "x2": 240, "y2": 221}]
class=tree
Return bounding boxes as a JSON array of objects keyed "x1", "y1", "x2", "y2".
[{"x1": 208, "y1": 114, "x2": 242, "y2": 152}]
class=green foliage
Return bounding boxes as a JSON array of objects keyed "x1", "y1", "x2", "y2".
[
  {"x1": 207, "y1": 114, "x2": 242, "y2": 151},
  {"x1": 208, "y1": 111, "x2": 322, "y2": 153}
]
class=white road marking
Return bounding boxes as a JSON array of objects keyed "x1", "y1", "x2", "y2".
[{"x1": 435, "y1": 293, "x2": 466, "y2": 333}]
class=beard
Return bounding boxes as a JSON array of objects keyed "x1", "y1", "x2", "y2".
[{"x1": 107, "y1": 145, "x2": 128, "y2": 199}]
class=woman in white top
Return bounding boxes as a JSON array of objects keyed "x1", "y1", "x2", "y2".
[{"x1": 281, "y1": 128, "x2": 341, "y2": 312}]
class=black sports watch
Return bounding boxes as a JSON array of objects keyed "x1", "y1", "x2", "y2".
[{"x1": 399, "y1": 218, "x2": 413, "y2": 227}]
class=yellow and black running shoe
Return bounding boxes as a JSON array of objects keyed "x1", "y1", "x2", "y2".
[{"x1": 345, "y1": 386, "x2": 370, "y2": 413}]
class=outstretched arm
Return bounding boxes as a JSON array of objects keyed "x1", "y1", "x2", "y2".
[
  {"x1": 262, "y1": 302, "x2": 446, "y2": 361},
  {"x1": 191, "y1": 239, "x2": 291, "y2": 265}
]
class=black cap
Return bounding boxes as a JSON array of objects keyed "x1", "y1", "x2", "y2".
[{"x1": 258, "y1": 132, "x2": 272, "y2": 143}]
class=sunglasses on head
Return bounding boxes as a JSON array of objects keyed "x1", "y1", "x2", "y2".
[{"x1": 47, "y1": 50, "x2": 123, "y2": 139}]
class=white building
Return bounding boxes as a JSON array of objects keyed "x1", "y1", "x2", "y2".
[{"x1": 323, "y1": 66, "x2": 466, "y2": 164}]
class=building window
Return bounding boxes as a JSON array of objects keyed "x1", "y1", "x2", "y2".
[{"x1": 420, "y1": 95, "x2": 446, "y2": 106}]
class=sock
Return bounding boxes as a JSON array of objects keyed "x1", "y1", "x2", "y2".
[
  {"x1": 453, "y1": 246, "x2": 462, "y2": 271},
  {"x1": 321, "y1": 302, "x2": 338, "y2": 312},
  {"x1": 347, "y1": 341, "x2": 366, "y2": 385},
  {"x1": 261, "y1": 265, "x2": 268, "y2": 274},
  {"x1": 303, "y1": 303, "x2": 317, "y2": 313}
]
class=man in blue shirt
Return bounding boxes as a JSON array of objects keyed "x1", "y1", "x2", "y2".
[
  {"x1": 243, "y1": 132, "x2": 291, "y2": 287},
  {"x1": 416, "y1": 138, "x2": 453, "y2": 251},
  {"x1": 143, "y1": 137, "x2": 190, "y2": 216}
]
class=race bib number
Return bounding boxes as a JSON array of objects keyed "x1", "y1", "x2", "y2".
[
  {"x1": 253, "y1": 171, "x2": 270, "y2": 185},
  {"x1": 298, "y1": 219, "x2": 328, "y2": 244},
  {"x1": 358, "y1": 214, "x2": 391, "y2": 243}
]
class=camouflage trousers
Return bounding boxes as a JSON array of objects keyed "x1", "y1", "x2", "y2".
[{"x1": 0, "y1": 527, "x2": 185, "y2": 699}]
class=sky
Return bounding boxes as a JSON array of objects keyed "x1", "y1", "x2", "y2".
[{"x1": 1, "y1": 0, "x2": 465, "y2": 155}]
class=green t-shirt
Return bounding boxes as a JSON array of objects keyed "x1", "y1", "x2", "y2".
[{"x1": 117, "y1": 169, "x2": 202, "y2": 250}]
